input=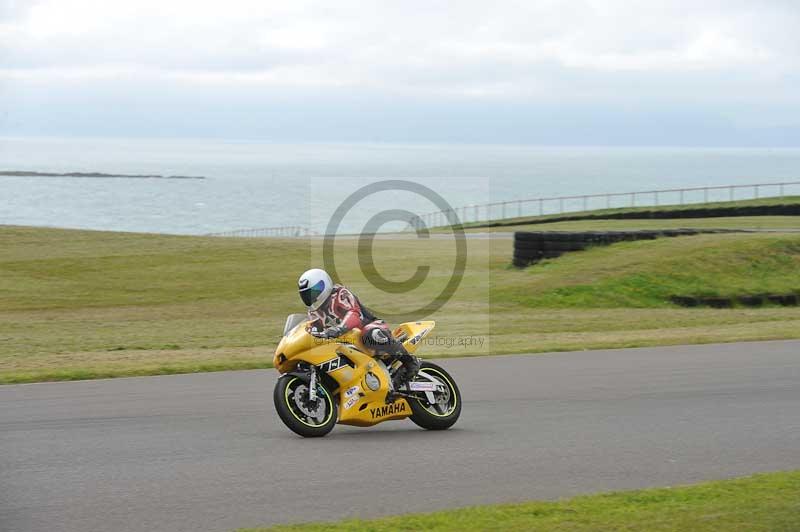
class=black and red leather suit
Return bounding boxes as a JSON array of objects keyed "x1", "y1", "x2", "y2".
[{"x1": 307, "y1": 285, "x2": 399, "y2": 355}]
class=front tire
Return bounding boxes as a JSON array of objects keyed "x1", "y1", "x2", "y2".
[
  {"x1": 409, "y1": 362, "x2": 461, "y2": 430},
  {"x1": 273, "y1": 374, "x2": 337, "y2": 437}
]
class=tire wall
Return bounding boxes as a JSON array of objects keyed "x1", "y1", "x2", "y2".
[{"x1": 512, "y1": 229, "x2": 736, "y2": 268}]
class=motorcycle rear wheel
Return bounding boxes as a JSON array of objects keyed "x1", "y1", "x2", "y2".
[
  {"x1": 274, "y1": 374, "x2": 337, "y2": 437},
  {"x1": 408, "y1": 362, "x2": 461, "y2": 430}
]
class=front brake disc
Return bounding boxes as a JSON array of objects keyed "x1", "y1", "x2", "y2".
[{"x1": 293, "y1": 384, "x2": 325, "y2": 420}]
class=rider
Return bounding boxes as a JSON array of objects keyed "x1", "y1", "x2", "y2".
[{"x1": 298, "y1": 268, "x2": 420, "y2": 386}]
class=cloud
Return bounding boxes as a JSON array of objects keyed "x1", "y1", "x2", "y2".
[{"x1": 1, "y1": 0, "x2": 799, "y2": 142}]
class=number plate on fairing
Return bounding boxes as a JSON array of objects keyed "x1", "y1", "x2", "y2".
[{"x1": 408, "y1": 381, "x2": 438, "y2": 392}]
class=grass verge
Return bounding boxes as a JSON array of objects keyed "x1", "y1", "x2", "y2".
[
  {"x1": 1, "y1": 225, "x2": 799, "y2": 383},
  {"x1": 239, "y1": 470, "x2": 800, "y2": 532},
  {"x1": 498, "y1": 233, "x2": 800, "y2": 307}
]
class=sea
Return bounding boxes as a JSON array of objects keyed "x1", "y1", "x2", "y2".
[{"x1": 1, "y1": 137, "x2": 799, "y2": 235}]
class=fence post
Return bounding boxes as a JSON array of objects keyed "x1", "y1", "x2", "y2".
[
  {"x1": 680, "y1": 189, "x2": 684, "y2": 205},
  {"x1": 779, "y1": 183, "x2": 785, "y2": 197},
  {"x1": 582, "y1": 196, "x2": 588, "y2": 211},
  {"x1": 704, "y1": 188, "x2": 709, "y2": 203},
  {"x1": 559, "y1": 198, "x2": 564, "y2": 213},
  {"x1": 631, "y1": 193, "x2": 635, "y2": 207},
  {"x1": 502, "y1": 202, "x2": 506, "y2": 219},
  {"x1": 606, "y1": 194, "x2": 611, "y2": 209},
  {"x1": 654, "y1": 191, "x2": 659, "y2": 206},
  {"x1": 517, "y1": 200, "x2": 522, "y2": 217},
  {"x1": 755, "y1": 185, "x2": 760, "y2": 199}
]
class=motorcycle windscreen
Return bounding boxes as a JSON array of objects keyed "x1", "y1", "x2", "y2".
[{"x1": 283, "y1": 313, "x2": 308, "y2": 336}]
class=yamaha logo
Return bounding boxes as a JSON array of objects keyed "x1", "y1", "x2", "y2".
[{"x1": 370, "y1": 401, "x2": 407, "y2": 419}]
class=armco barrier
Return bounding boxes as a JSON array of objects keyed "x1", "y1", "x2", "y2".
[
  {"x1": 416, "y1": 180, "x2": 800, "y2": 229},
  {"x1": 498, "y1": 203, "x2": 800, "y2": 230},
  {"x1": 512, "y1": 229, "x2": 739, "y2": 268}
]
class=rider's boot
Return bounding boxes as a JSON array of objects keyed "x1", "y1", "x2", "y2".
[
  {"x1": 363, "y1": 322, "x2": 421, "y2": 392},
  {"x1": 390, "y1": 344, "x2": 420, "y2": 390}
]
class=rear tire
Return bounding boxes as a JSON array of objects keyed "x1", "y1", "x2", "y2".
[
  {"x1": 274, "y1": 374, "x2": 337, "y2": 437},
  {"x1": 409, "y1": 362, "x2": 461, "y2": 430}
]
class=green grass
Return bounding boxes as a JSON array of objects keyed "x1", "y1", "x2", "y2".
[
  {"x1": 239, "y1": 470, "x2": 800, "y2": 532},
  {"x1": 498, "y1": 233, "x2": 800, "y2": 308},
  {"x1": 449, "y1": 195, "x2": 800, "y2": 231},
  {"x1": 474, "y1": 216, "x2": 800, "y2": 232},
  {"x1": 1, "y1": 225, "x2": 799, "y2": 384}
]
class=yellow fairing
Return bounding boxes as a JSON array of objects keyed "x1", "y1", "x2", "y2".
[
  {"x1": 394, "y1": 320, "x2": 435, "y2": 354},
  {"x1": 273, "y1": 320, "x2": 433, "y2": 427}
]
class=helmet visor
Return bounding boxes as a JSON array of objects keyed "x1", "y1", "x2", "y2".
[{"x1": 300, "y1": 280, "x2": 326, "y2": 307}]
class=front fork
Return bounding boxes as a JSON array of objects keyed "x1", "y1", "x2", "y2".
[{"x1": 308, "y1": 366, "x2": 318, "y2": 402}]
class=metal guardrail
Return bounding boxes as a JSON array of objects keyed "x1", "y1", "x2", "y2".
[
  {"x1": 207, "y1": 226, "x2": 315, "y2": 238},
  {"x1": 414, "y1": 181, "x2": 800, "y2": 228},
  {"x1": 208, "y1": 181, "x2": 800, "y2": 236}
]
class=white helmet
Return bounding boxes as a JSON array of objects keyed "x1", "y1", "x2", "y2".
[{"x1": 298, "y1": 268, "x2": 333, "y2": 310}]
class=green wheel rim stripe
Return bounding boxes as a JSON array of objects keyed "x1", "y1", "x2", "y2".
[
  {"x1": 284, "y1": 377, "x2": 334, "y2": 427},
  {"x1": 415, "y1": 368, "x2": 458, "y2": 417}
]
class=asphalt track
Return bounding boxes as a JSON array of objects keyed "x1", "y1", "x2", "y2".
[{"x1": 2, "y1": 340, "x2": 799, "y2": 532}]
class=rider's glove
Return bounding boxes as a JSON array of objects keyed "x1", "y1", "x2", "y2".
[{"x1": 315, "y1": 326, "x2": 345, "y2": 339}]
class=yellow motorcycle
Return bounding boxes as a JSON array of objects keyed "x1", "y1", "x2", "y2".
[{"x1": 273, "y1": 314, "x2": 461, "y2": 437}]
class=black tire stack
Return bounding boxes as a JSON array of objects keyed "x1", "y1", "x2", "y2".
[
  {"x1": 513, "y1": 229, "x2": 738, "y2": 268},
  {"x1": 671, "y1": 293, "x2": 799, "y2": 308}
]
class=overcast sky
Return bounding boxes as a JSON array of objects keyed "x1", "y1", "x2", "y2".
[{"x1": 1, "y1": 0, "x2": 799, "y2": 145}]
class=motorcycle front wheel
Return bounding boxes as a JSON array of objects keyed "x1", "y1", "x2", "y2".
[
  {"x1": 408, "y1": 362, "x2": 461, "y2": 430},
  {"x1": 273, "y1": 374, "x2": 337, "y2": 437}
]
